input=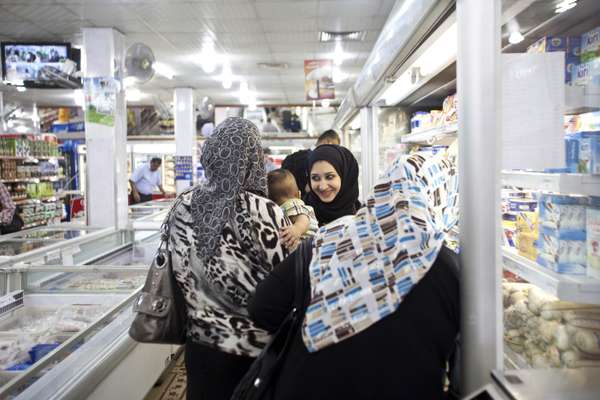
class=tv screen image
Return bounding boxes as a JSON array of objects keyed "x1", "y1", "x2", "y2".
[{"x1": 2, "y1": 43, "x2": 69, "y2": 83}]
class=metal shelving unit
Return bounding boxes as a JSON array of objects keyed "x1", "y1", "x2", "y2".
[
  {"x1": 503, "y1": 248, "x2": 600, "y2": 305},
  {"x1": 400, "y1": 123, "x2": 458, "y2": 144},
  {"x1": 501, "y1": 171, "x2": 600, "y2": 196}
]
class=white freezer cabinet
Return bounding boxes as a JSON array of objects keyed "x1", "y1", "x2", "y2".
[{"x1": 0, "y1": 237, "x2": 171, "y2": 399}]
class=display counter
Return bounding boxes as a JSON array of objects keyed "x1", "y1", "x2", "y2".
[{"x1": 0, "y1": 227, "x2": 170, "y2": 400}]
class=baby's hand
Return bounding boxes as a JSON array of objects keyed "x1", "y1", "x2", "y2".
[{"x1": 280, "y1": 225, "x2": 302, "y2": 251}]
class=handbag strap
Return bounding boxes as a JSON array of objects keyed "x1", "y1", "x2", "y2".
[
  {"x1": 292, "y1": 238, "x2": 313, "y2": 313},
  {"x1": 158, "y1": 191, "x2": 189, "y2": 253}
]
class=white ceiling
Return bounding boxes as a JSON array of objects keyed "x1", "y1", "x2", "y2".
[{"x1": 0, "y1": 0, "x2": 395, "y2": 106}]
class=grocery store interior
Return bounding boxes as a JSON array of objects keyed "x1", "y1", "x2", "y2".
[{"x1": 1, "y1": 0, "x2": 600, "y2": 399}]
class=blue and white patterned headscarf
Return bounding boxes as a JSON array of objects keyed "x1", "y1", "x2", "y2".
[
  {"x1": 302, "y1": 152, "x2": 459, "y2": 352},
  {"x1": 190, "y1": 117, "x2": 266, "y2": 261}
]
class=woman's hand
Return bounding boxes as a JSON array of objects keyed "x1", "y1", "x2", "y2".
[{"x1": 280, "y1": 225, "x2": 303, "y2": 251}]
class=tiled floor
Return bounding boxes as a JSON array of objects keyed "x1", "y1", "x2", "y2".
[{"x1": 144, "y1": 349, "x2": 187, "y2": 400}]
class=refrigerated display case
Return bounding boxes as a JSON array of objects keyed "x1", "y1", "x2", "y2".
[
  {"x1": 0, "y1": 227, "x2": 170, "y2": 400},
  {"x1": 333, "y1": 0, "x2": 600, "y2": 396}
]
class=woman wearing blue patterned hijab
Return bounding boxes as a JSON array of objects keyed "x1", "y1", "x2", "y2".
[{"x1": 248, "y1": 151, "x2": 460, "y2": 399}]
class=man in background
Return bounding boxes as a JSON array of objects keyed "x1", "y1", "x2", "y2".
[
  {"x1": 281, "y1": 129, "x2": 341, "y2": 197},
  {"x1": 129, "y1": 157, "x2": 166, "y2": 204}
]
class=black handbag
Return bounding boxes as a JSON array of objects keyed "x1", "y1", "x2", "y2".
[
  {"x1": 129, "y1": 198, "x2": 187, "y2": 345},
  {"x1": 231, "y1": 239, "x2": 312, "y2": 400},
  {"x1": 0, "y1": 212, "x2": 23, "y2": 235}
]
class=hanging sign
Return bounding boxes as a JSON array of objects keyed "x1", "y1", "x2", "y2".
[
  {"x1": 175, "y1": 155, "x2": 193, "y2": 181},
  {"x1": 304, "y1": 59, "x2": 335, "y2": 101},
  {"x1": 83, "y1": 77, "x2": 117, "y2": 127}
]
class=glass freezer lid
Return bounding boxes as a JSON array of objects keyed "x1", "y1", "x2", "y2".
[
  {"x1": 0, "y1": 240, "x2": 61, "y2": 257},
  {"x1": 8, "y1": 229, "x2": 95, "y2": 241}
]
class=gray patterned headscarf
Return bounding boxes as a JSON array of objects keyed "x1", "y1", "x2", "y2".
[{"x1": 191, "y1": 117, "x2": 267, "y2": 260}]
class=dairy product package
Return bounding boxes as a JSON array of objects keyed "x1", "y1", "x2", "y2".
[
  {"x1": 539, "y1": 194, "x2": 588, "y2": 232},
  {"x1": 587, "y1": 197, "x2": 600, "y2": 279},
  {"x1": 509, "y1": 199, "x2": 538, "y2": 212},
  {"x1": 572, "y1": 58, "x2": 600, "y2": 86},
  {"x1": 503, "y1": 213, "x2": 517, "y2": 248},
  {"x1": 581, "y1": 27, "x2": 600, "y2": 63},
  {"x1": 528, "y1": 36, "x2": 581, "y2": 83},
  {"x1": 518, "y1": 231, "x2": 538, "y2": 261},
  {"x1": 577, "y1": 132, "x2": 600, "y2": 174},
  {"x1": 565, "y1": 134, "x2": 580, "y2": 172},
  {"x1": 537, "y1": 226, "x2": 587, "y2": 275}
]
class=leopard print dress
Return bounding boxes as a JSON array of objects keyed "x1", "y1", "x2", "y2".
[{"x1": 169, "y1": 188, "x2": 289, "y2": 357}]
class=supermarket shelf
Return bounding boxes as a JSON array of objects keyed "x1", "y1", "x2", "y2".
[
  {"x1": 400, "y1": 123, "x2": 458, "y2": 144},
  {"x1": 22, "y1": 220, "x2": 59, "y2": 230},
  {"x1": 1, "y1": 176, "x2": 66, "y2": 183},
  {"x1": 55, "y1": 131, "x2": 85, "y2": 140},
  {"x1": 0, "y1": 155, "x2": 64, "y2": 161},
  {"x1": 501, "y1": 171, "x2": 600, "y2": 196},
  {"x1": 504, "y1": 346, "x2": 530, "y2": 370},
  {"x1": 13, "y1": 196, "x2": 64, "y2": 205},
  {"x1": 565, "y1": 83, "x2": 600, "y2": 115},
  {"x1": 502, "y1": 248, "x2": 600, "y2": 305}
]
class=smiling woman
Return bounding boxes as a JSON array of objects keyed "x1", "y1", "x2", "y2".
[{"x1": 305, "y1": 144, "x2": 360, "y2": 226}]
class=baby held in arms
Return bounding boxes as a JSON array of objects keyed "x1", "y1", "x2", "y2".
[{"x1": 268, "y1": 169, "x2": 318, "y2": 250}]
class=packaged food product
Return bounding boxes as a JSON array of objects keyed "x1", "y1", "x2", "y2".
[
  {"x1": 587, "y1": 199, "x2": 600, "y2": 279},
  {"x1": 581, "y1": 27, "x2": 600, "y2": 63}
]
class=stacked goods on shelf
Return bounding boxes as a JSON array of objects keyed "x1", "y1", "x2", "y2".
[
  {"x1": 0, "y1": 160, "x2": 17, "y2": 180},
  {"x1": 564, "y1": 112, "x2": 600, "y2": 174},
  {"x1": 588, "y1": 197, "x2": 600, "y2": 279},
  {"x1": 163, "y1": 155, "x2": 175, "y2": 193},
  {"x1": 503, "y1": 282, "x2": 600, "y2": 368},
  {"x1": 527, "y1": 36, "x2": 581, "y2": 84},
  {"x1": 407, "y1": 94, "x2": 458, "y2": 135},
  {"x1": 572, "y1": 27, "x2": 600, "y2": 86},
  {"x1": 19, "y1": 201, "x2": 62, "y2": 228},
  {"x1": 0, "y1": 135, "x2": 60, "y2": 158},
  {"x1": 537, "y1": 194, "x2": 588, "y2": 275},
  {"x1": 501, "y1": 189, "x2": 538, "y2": 252}
]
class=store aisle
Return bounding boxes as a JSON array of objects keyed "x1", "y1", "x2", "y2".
[{"x1": 144, "y1": 350, "x2": 187, "y2": 400}]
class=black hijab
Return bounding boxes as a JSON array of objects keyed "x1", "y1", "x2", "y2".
[{"x1": 305, "y1": 144, "x2": 359, "y2": 226}]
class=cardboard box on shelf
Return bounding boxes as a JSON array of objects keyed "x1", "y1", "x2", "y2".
[
  {"x1": 581, "y1": 27, "x2": 600, "y2": 63},
  {"x1": 587, "y1": 197, "x2": 600, "y2": 280},
  {"x1": 528, "y1": 36, "x2": 581, "y2": 83}
]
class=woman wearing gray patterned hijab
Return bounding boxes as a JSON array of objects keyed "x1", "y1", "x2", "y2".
[{"x1": 167, "y1": 117, "x2": 290, "y2": 400}]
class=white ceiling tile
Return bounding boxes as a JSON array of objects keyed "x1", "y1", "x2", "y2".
[
  {"x1": 62, "y1": 4, "x2": 135, "y2": 20},
  {"x1": 143, "y1": 19, "x2": 206, "y2": 33},
  {"x1": 318, "y1": 1, "x2": 381, "y2": 18},
  {"x1": 0, "y1": 6, "x2": 24, "y2": 21},
  {"x1": 110, "y1": 20, "x2": 152, "y2": 34},
  {"x1": 269, "y1": 42, "x2": 314, "y2": 53},
  {"x1": 2, "y1": 4, "x2": 80, "y2": 20},
  {"x1": 378, "y1": 0, "x2": 397, "y2": 16},
  {"x1": 134, "y1": 3, "x2": 197, "y2": 20},
  {"x1": 192, "y1": 2, "x2": 257, "y2": 19},
  {"x1": 255, "y1": 1, "x2": 318, "y2": 19},
  {"x1": 36, "y1": 19, "x2": 92, "y2": 35},
  {"x1": 261, "y1": 18, "x2": 317, "y2": 32},
  {"x1": 220, "y1": 42, "x2": 271, "y2": 54},
  {"x1": 202, "y1": 18, "x2": 264, "y2": 34},
  {"x1": 317, "y1": 17, "x2": 372, "y2": 32},
  {"x1": 369, "y1": 16, "x2": 389, "y2": 30},
  {"x1": 0, "y1": 22, "x2": 52, "y2": 38},
  {"x1": 265, "y1": 31, "x2": 317, "y2": 44},
  {"x1": 219, "y1": 33, "x2": 268, "y2": 46}
]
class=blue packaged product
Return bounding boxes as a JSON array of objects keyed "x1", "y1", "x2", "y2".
[
  {"x1": 565, "y1": 135, "x2": 580, "y2": 173},
  {"x1": 581, "y1": 27, "x2": 600, "y2": 63},
  {"x1": 29, "y1": 343, "x2": 60, "y2": 363},
  {"x1": 538, "y1": 194, "x2": 588, "y2": 233},
  {"x1": 51, "y1": 123, "x2": 69, "y2": 133},
  {"x1": 536, "y1": 255, "x2": 587, "y2": 275},
  {"x1": 578, "y1": 132, "x2": 600, "y2": 174},
  {"x1": 509, "y1": 199, "x2": 537, "y2": 212},
  {"x1": 68, "y1": 121, "x2": 84, "y2": 132}
]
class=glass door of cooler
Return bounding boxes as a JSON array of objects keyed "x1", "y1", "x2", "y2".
[{"x1": 494, "y1": 0, "x2": 600, "y2": 394}]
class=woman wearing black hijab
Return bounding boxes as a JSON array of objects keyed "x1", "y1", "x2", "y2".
[{"x1": 304, "y1": 144, "x2": 360, "y2": 226}]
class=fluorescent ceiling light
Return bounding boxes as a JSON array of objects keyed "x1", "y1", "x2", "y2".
[
  {"x1": 377, "y1": 22, "x2": 457, "y2": 106},
  {"x1": 73, "y1": 89, "x2": 85, "y2": 108},
  {"x1": 508, "y1": 31, "x2": 524, "y2": 44},
  {"x1": 126, "y1": 88, "x2": 144, "y2": 102},
  {"x1": 555, "y1": 0, "x2": 577, "y2": 13},
  {"x1": 333, "y1": 41, "x2": 346, "y2": 66},
  {"x1": 333, "y1": 67, "x2": 346, "y2": 83},
  {"x1": 200, "y1": 40, "x2": 217, "y2": 74},
  {"x1": 153, "y1": 62, "x2": 175, "y2": 79},
  {"x1": 221, "y1": 62, "x2": 233, "y2": 89}
]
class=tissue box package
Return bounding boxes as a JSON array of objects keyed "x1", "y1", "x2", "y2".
[
  {"x1": 587, "y1": 198, "x2": 600, "y2": 279},
  {"x1": 538, "y1": 194, "x2": 588, "y2": 232},
  {"x1": 581, "y1": 27, "x2": 600, "y2": 63}
]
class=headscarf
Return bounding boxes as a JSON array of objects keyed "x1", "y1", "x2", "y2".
[
  {"x1": 281, "y1": 149, "x2": 310, "y2": 198},
  {"x1": 305, "y1": 145, "x2": 359, "y2": 226},
  {"x1": 190, "y1": 117, "x2": 266, "y2": 261},
  {"x1": 302, "y1": 152, "x2": 459, "y2": 352}
]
